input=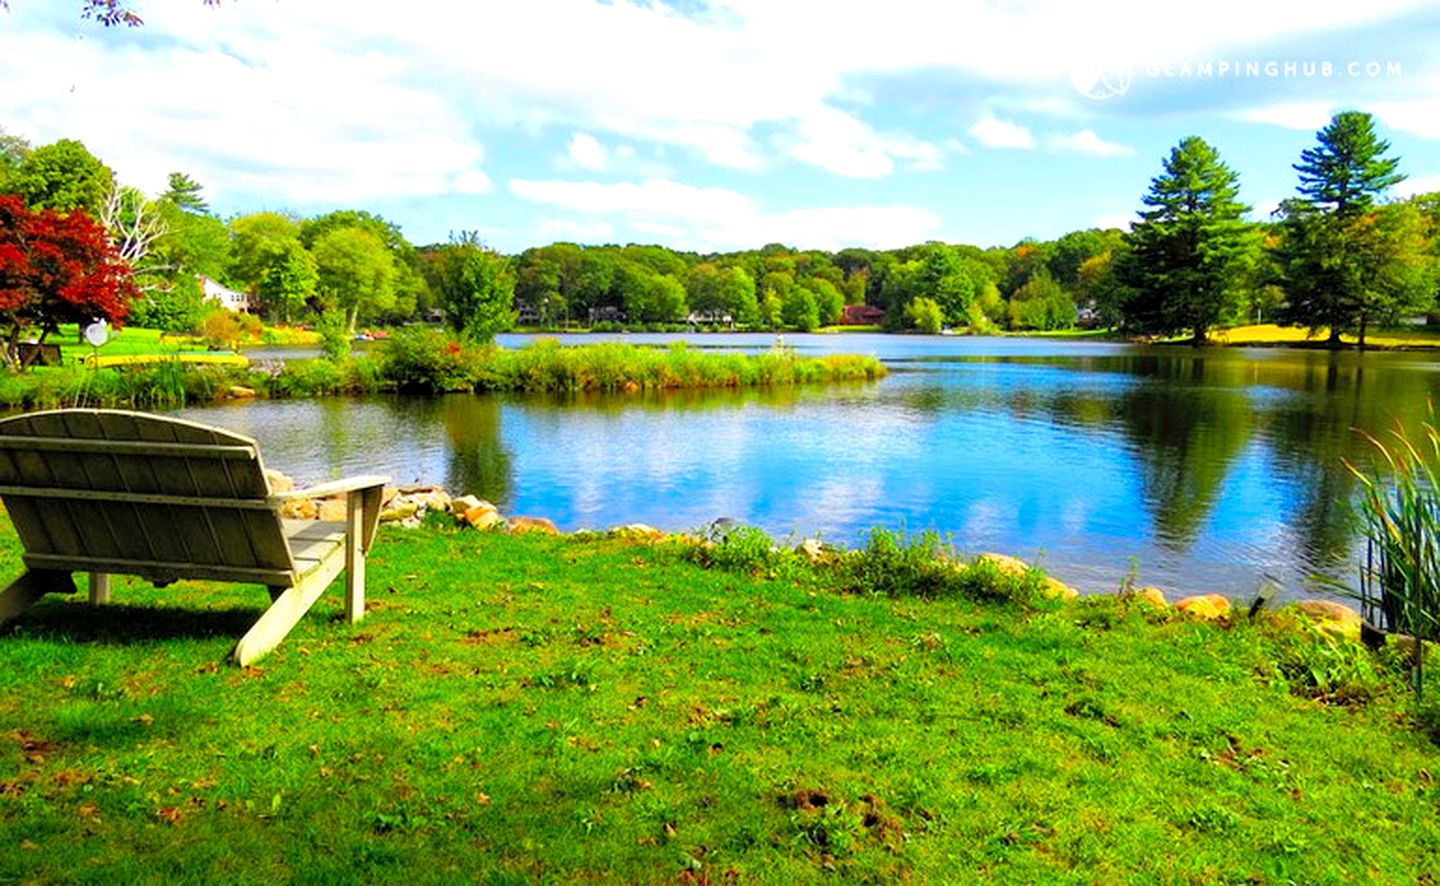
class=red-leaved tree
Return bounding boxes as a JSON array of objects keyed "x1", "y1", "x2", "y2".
[{"x1": 0, "y1": 194, "x2": 136, "y2": 371}]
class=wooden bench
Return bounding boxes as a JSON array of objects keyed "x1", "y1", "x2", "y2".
[{"x1": 0, "y1": 409, "x2": 389, "y2": 665}]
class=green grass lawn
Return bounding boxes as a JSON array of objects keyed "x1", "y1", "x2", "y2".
[
  {"x1": 0, "y1": 520, "x2": 1437, "y2": 881},
  {"x1": 48, "y1": 325, "x2": 210, "y2": 362}
]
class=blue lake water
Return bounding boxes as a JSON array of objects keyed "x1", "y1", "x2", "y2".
[{"x1": 176, "y1": 333, "x2": 1440, "y2": 600}]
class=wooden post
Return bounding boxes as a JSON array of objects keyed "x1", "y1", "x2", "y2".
[
  {"x1": 345, "y1": 489, "x2": 365, "y2": 623},
  {"x1": 88, "y1": 572, "x2": 111, "y2": 605},
  {"x1": 0, "y1": 570, "x2": 77, "y2": 627}
]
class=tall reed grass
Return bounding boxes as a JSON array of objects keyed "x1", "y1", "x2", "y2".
[{"x1": 1348, "y1": 411, "x2": 1440, "y2": 695}]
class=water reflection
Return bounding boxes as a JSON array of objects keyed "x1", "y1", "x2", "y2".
[{"x1": 171, "y1": 338, "x2": 1440, "y2": 600}]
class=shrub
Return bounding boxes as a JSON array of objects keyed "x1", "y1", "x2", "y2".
[
  {"x1": 378, "y1": 327, "x2": 490, "y2": 392},
  {"x1": 316, "y1": 311, "x2": 351, "y2": 363},
  {"x1": 271, "y1": 358, "x2": 345, "y2": 397},
  {"x1": 197, "y1": 308, "x2": 262, "y2": 352}
]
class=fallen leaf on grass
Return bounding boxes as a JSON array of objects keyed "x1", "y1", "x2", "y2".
[
  {"x1": 156, "y1": 806, "x2": 182, "y2": 825},
  {"x1": 476, "y1": 792, "x2": 491, "y2": 806}
]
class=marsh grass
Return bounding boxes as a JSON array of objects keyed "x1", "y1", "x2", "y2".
[
  {"x1": 0, "y1": 336, "x2": 885, "y2": 410},
  {"x1": 1, "y1": 519, "x2": 1435, "y2": 880}
]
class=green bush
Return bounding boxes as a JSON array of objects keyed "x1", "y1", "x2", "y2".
[{"x1": 378, "y1": 327, "x2": 490, "y2": 392}]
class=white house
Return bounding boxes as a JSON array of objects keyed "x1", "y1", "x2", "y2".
[{"x1": 199, "y1": 276, "x2": 250, "y2": 313}]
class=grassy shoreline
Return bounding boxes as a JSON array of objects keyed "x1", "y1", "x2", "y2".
[{"x1": 0, "y1": 517, "x2": 1435, "y2": 881}]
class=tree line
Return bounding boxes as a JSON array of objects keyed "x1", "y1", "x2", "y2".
[{"x1": 1, "y1": 109, "x2": 1436, "y2": 359}]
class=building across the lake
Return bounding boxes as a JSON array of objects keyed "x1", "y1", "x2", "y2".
[
  {"x1": 199, "y1": 276, "x2": 250, "y2": 313},
  {"x1": 839, "y1": 304, "x2": 884, "y2": 326}
]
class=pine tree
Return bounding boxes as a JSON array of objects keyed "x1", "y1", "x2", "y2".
[
  {"x1": 1294, "y1": 111, "x2": 1404, "y2": 218},
  {"x1": 1278, "y1": 112, "x2": 1425, "y2": 347},
  {"x1": 1117, "y1": 136, "x2": 1258, "y2": 344}
]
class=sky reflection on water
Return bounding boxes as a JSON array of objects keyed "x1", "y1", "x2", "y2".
[{"x1": 177, "y1": 335, "x2": 1440, "y2": 600}]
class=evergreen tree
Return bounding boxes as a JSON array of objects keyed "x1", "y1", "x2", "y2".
[
  {"x1": 1117, "y1": 136, "x2": 1258, "y2": 344},
  {"x1": 1294, "y1": 111, "x2": 1404, "y2": 218},
  {"x1": 160, "y1": 171, "x2": 209, "y2": 214},
  {"x1": 1277, "y1": 112, "x2": 1423, "y2": 347}
]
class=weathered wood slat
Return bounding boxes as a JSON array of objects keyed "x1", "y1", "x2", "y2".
[
  {"x1": 21, "y1": 552, "x2": 295, "y2": 586},
  {"x1": 0, "y1": 487, "x2": 277, "y2": 509},
  {"x1": 0, "y1": 437, "x2": 257, "y2": 458}
]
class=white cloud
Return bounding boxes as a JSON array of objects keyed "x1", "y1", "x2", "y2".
[
  {"x1": 1047, "y1": 129, "x2": 1133, "y2": 157},
  {"x1": 0, "y1": 26, "x2": 492, "y2": 204},
  {"x1": 968, "y1": 115, "x2": 1035, "y2": 149},
  {"x1": 1093, "y1": 213, "x2": 1135, "y2": 231},
  {"x1": 1250, "y1": 198, "x2": 1283, "y2": 221},
  {"x1": 452, "y1": 170, "x2": 493, "y2": 194},
  {"x1": 1236, "y1": 102, "x2": 1335, "y2": 132},
  {"x1": 537, "y1": 218, "x2": 615, "y2": 241},
  {"x1": 1371, "y1": 98, "x2": 1440, "y2": 140},
  {"x1": 1394, "y1": 173, "x2": 1440, "y2": 199},
  {"x1": 509, "y1": 176, "x2": 942, "y2": 251},
  {"x1": 567, "y1": 133, "x2": 608, "y2": 172}
]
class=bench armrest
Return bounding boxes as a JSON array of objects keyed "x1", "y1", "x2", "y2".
[{"x1": 268, "y1": 474, "x2": 391, "y2": 502}]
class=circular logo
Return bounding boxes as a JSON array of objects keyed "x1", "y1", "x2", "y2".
[{"x1": 1069, "y1": 63, "x2": 1133, "y2": 100}]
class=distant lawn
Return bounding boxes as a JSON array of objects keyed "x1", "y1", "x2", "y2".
[
  {"x1": 1210, "y1": 323, "x2": 1440, "y2": 348},
  {"x1": 49, "y1": 325, "x2": 210, "y2": 363},
  {"x1": 816, "y1": 324, "x2": 882, "y2": 334},
  {"x1": 0, "y1": 518, "x2": 1435, "y2": 881}
]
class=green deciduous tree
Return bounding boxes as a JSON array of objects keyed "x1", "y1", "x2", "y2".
[
  {"x1": 1007, "y1": 268, "x2": 1076, "y2": 330},
  {"x1": 1117, "y1": 136, "x2": 1258, "y2": 344},
  {"x1": 781, "y1": 284, "x2": 820, "y2": 332},
  {"x1": 429, "y1": 234, "x2": 517, "y2": 343},
  {"x1": 904, "y1": 296, "x2": 944, "y2": 333},
  {"x1": 0, "y1": 127, "x2": 30, "y2": 181},
  {"x1": 230, "y1": 213, "x2": 316, "y2": 323},
  {"x1": 312, "y1": 226, "x2": 397, "y2": 333},
  {"x1": 6, "y1": 139, "x2": 113, "y2": 214}
]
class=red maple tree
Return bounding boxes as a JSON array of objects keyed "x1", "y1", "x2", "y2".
[{"x1": 0, "y1": 194, "x2": 136, "y2": 371}]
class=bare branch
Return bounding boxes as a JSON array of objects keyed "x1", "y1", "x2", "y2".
[{"x1": 99, "y1": 184, "x2": 169, "y2": 273}]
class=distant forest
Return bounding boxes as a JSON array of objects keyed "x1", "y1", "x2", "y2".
[{"x1": 2, "y1": 110, "x2": 1435, "y2": 347}]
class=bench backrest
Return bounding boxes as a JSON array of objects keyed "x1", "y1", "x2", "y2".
[{"x1": 0, "y1": 409, "x2": 299, "y2": 587}]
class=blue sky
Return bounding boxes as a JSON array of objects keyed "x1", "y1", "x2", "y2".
[{"x1": 2, "y1": 0, "x2": 1438, "y2": 253}]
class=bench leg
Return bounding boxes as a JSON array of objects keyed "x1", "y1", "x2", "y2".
[
  {"x1": 0, "y1": 570, "x2": 78, "y2": 627},
  {"x1": 89, "y1": 572, "x2": 111, "y2": 605},
  {"x1": 345, "y1": 489, "x2": 365, "y2": 623},
  {"x1": 233, "y1": 547, "x2": 346, "y2": 667}
]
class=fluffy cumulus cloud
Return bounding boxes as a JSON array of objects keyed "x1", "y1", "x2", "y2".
[
  {"x1": 567, "y1": 133, "x2": 609, "y2": 172},
  {"x1": 508, "y1": 177, "x2": 941, "y2": 251},
  {"x1": 968, "y1": 115, "x2": 1036, "y2": 150},
  {"x1": 1235, "y1": 102, "x2": 1336, "y2": 132},
  {"x1": 1, "y1": 0, "x2": 1433, "y2": 248},
  {"x1": 1046, "y1": 129, "x2": 1132, "y2": 156},
  {"x1": 0, "y1": 18, "x2": 491, "y2": 203}
]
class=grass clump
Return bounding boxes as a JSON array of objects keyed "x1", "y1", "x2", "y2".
[
  {"x1": 0, "y1": 520, "x2": 1437, "y2": 880},
  {"x1": 686, "y1": 524, "x2": 1051, "y2": 606}
]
